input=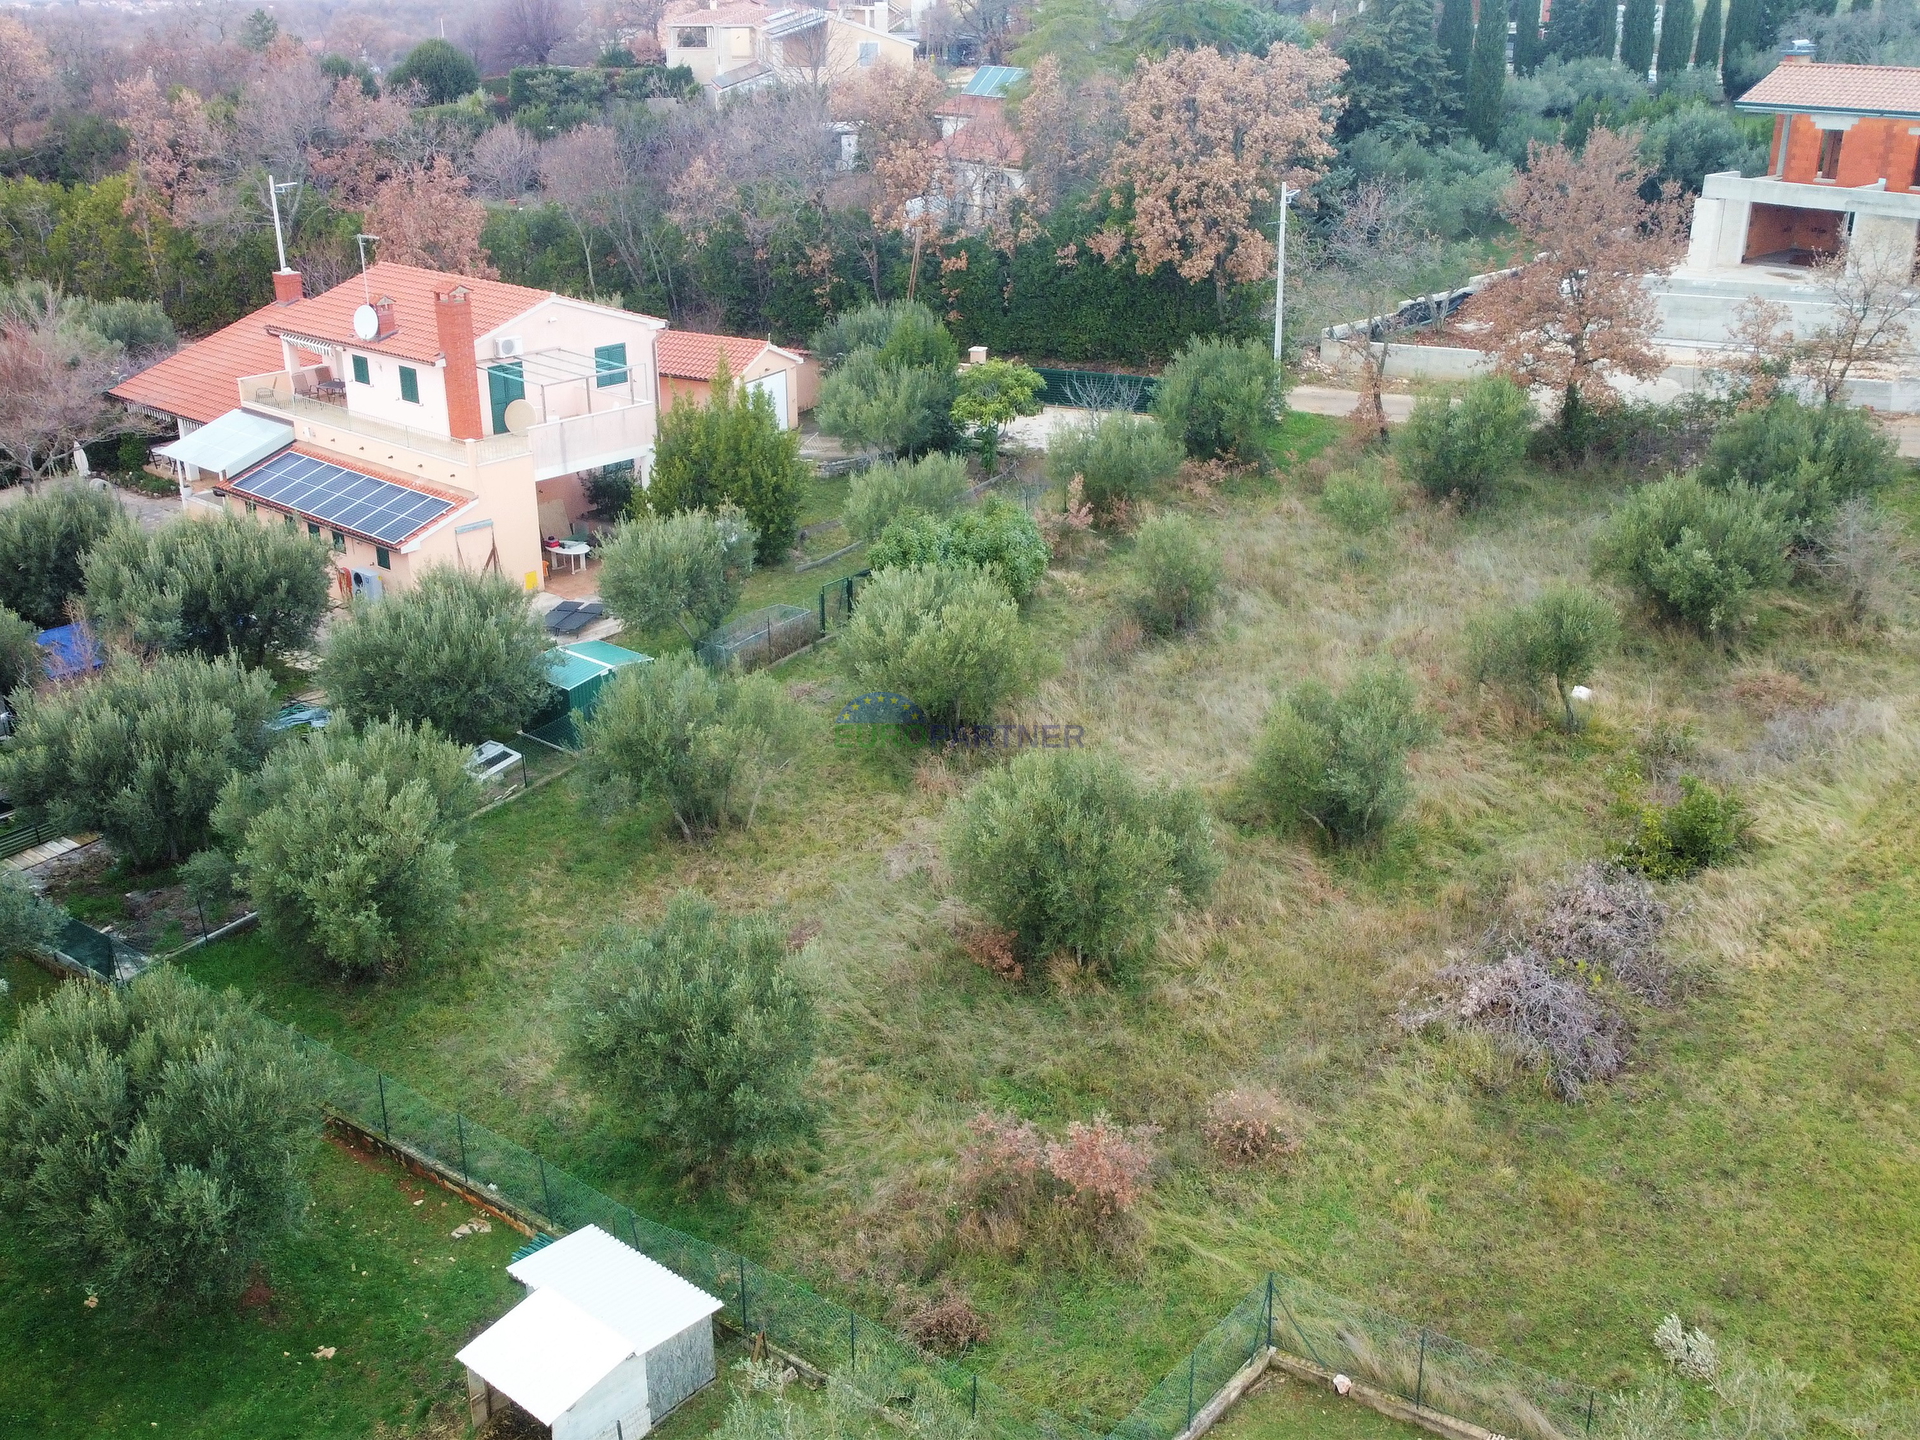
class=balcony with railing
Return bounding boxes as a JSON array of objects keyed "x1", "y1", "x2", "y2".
[{"x1": 237, "y1": 370, "x2": 531, "y2": 469}]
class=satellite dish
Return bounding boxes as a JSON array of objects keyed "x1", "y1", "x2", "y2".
[
  {"x1": 352, "y1": 304, "x2": 379, "y2": 341},
  {"x1": 502, "y1": 398, "x2": 536, "y2": 436}
]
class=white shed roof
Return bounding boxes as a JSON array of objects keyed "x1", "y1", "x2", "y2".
[
  {"x1": 509, "y1": 1225, "x2": 724, "y2": 1354},
  {"x1": 457, "y1": 1286, "x2": 636, "y2": 1425},
  {"x1": 154, "y1": 408, "x2": 292, "y2": 479}
]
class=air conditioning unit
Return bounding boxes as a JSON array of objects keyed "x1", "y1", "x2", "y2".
[{"x1": 494, "y1": 336, "x2": 524, "y2": 359}]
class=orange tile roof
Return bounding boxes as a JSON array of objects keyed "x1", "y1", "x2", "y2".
[
  {"x1": 938, "y1": 115, "x2": 1025, "y2": 168},
  {"x1": 266, "y1": 262, "x2": 554, "y2": 365},
  {"x1": 655, "y1": 329, "x2": 780, "y2": 380},
  {"x1": 1736, "y1": 61, "x2": 1920, "y2": 118},
  {"x1": 935, "y1": 93, "x2": 1004, "y2": 121},
  {"x1": 110, "y1": 312, "x2": 287, "y2": 426},
  {"x1": 664, "y1": 0, "x2": 777, "y2": 28}
]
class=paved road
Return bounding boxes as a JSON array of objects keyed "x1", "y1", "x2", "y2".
[{"x1": 1287, "y1": 387, "x2": 1416, "y2": 424}]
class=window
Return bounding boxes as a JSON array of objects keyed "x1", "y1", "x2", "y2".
[
  {"x1": 858, "y1": 41, "x2": 878, "y2": 65},
  {"x1": 1818, "y1": 129, "x2": 1845, "y2": 180},
  {"x1": 594, "y1": 342, "x2": 629, "y2": 388},
  {"x1": 285, "y1": 513, "x2": 297, "y2": 530},
  {"x1": 244, "y1": 500, "x2": 257, "y2": 515},
  {"x1": 308, "y1": 521, "x2": 321, "y2": 537},
  {"x1": 331, "y1": 530, "x2": 346, "y2": 552},
  {"x1": 375, "y1": 546, "x2": 391, "y2": 570},
  {"x1": 398, "y1": 365, "x2": 420, "y2": 403},
  {"x1": 674, "y1": 25, "x2": 710, "y2": 46},
  {"x1": 351, "y1": 354, "x2": 370, "y2": 385}
]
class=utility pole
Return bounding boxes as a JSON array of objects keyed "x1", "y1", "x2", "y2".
[
  {"x1": 266, "y1": 175, "x2": 301, "y2": 273},
  {"x1": 1272, "y1": 184, "x2": 1299, "y2": 364}
]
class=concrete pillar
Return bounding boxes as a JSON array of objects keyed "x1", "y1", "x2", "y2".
[
  {"x1": 1849, "y1": 211, "x2": 1918, "y2": 276},
  {"x1": 1686, "y1": 196, "x2": 1726, "y2": 270}
]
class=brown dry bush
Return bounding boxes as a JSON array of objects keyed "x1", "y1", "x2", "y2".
[
  {"x1": 1409, "y1": 947, "x2": 1627, "y2": 1101},
  {"x1": 956, "y1": 1111, "x2": 1157, "y2": 1256},
  {"x1": 1515, "y1": 862, "x2": 1673, "y2": 1004},
  {"x1": 958, "y1": 923, "x2": 1023, "y2": 981},
  {"x1": 901, "y1": 1290, "x2": 992, "y2": 1354},
  {"x1": 1202, "y1": 1087, "x2": 1304, "y2": 1166}
]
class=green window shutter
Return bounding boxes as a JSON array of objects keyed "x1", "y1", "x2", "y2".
[
  {"x1": 351, "y1": 355, "x2": 370, "y2": 385},
  {"x1": 375, "y1": 546, "x2": 391, "y2": 570},
  {"x1": 332, "y1": 530, "x2": 346, "y2": 552},
  {"x1": 399, "y1": 366, "x2": 419, "y2": 403},
  {"x1": 308, "y1": 521, "x2": 321, "y2": 537},
  {"x1": 594, "y1": 343, "x2": 629, "y2": 388}
]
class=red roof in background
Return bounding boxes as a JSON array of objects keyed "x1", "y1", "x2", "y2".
[
  {"x1": 938, "y1": 115, "x2": 1025, "y2": 168},
  {"x1": 267, "y1": 262, "x2": 553, "y2": 365},
  {"x1": 109, "y1": 312, "x2": 287, "y2": 426},
  {"x1": 935, "y1": 93, "x2": 1004, "y2": 121},
  {"x1": 655, "y1": 329, "x2": 783, "y2": 380},
  {"x1": 1736, "y1": 61, "x2": 1920, "y2": 117},
  {"x1": 663, "y1": 0, "x2": 776, "y2": 27}
]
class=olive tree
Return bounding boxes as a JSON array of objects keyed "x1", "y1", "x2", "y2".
[
  {"x1": 320, "y1": 566, "x2": 551, "y2": 743},
  {"x1": 1592, "y1": 476, "x2": 1792, "y2": 636},
  {"x1": 837, "y1": 564, "x2": 1032, "y2": 728},
  {"x1": 1395, "y1": 375, "x2": 1533, "y2": 507},
  {"x1": 1151, "y1": 338, "x2": 1283, "y2": 462},
  {"x1": 1252, "y1": 664, "x2": 1436, "y2": 845},
  {"x1": 0, "y1": 969, "x2": 319, "y2": 1316},
  {"x1": 566, "y1": 891, "x2": 816, "y2": 1175},
  {"x1": 0, "y1": 868, "x2": 65, "y2": 958},
  {"x1": 1125, "y1": 513, "x2": 1223, "y2": 637},
  {"x1": 1469, "y1": 586, "x2": 1620, "y2": 730},
  {"x1": 1045, "y1": 412, "x2": 1183, "y2": 519},
  {"x1": 0, "y1": 481, "x2": 126, "y2": 627},
  {"x1": 0, "y1": 653, "x2": 277, "y2": 866},
  {"x1": 597, "y1": 506, "x2": 757, "y2": 643},
  {"x1": 82, "y1": 514, "x2": 332, "y2": 665},
  {"x1": 0, "y1": 602, "x2": 37, "y2": 699},
  {"x1": 947, "y1": 749, "x2": 1218, "y2": 976},
  {"x1": 843, "y1": 454, "x2": 970, "y2": 540}
]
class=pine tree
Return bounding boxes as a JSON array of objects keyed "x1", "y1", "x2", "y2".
[
  {"x1": 1514, "y1": 0, "x2": 1544, "y2": 72},
  {"x1": 1467, "y1": 0, "x2": 1510, "y2": 148},
  {"x1": 1655, "y1": 0, "x2": 1696, "y2": 79},
  {"x1": 1440, "y1": 0, "x2": 1476, "y2": 80},
  {"x1": 1621, "y1": 0, "x2": 1657, "y2": 72},
  {"x1": 1695, "y1": 0, "x2": 1724, "y2": 70}
]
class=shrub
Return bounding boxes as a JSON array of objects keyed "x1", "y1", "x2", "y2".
[
  {"x1": 947, "y1": 748, "x2": 1217, "y2": 974},
  {"x1": 838, "y1": 564, "x2": 1032, "y2": 727},
  {"x1": 566, "y1": 892, "x2": 816, "y2": 1174},
  {"x1": 599, "y1": 505, "x2": 757, "y2": 641},
  {"x1": 81, "y1": 514, "x2": 331, "y2": 665},
  {"x1": 579, "y1": 653, "x2": 809, "y2": 839},
  {"x1": 0, "y1": 652, "x2": 277, "y2": 866},
  {"x1": 1592, "y1": 475, "x2": 1792, "y2": 636},
  {"x1": 214, "y1": 718, "x2": 479, "y2": 844},
  {"x1": 1152, "y1": 337, "x2": 1284, "y2": 461},
  {"x1": 843, "y1": 453, "x2": 969, "y2": 540},
  {"x1": 320, "y1": 566, "x2": 552, "y2": 743},
  {"x1": 1395, "y1": 375, "x2": 1533, "y2": 506},
  {"x1": 1812, "y1": 496, "x2": 1915, "y2": 628},
  {"x1": 1125, "y1": 513, "x2": 1224, "y2": 637},
  {"x1": 812, "y1": 299, "x2": 959, "y2": 371},
  {"x1": 0, "y1": 869, "x2": 65, "y2": 958},
  {"x1": 0, "y1": 602, "x2": 38, "y2": 699},
  {"x1": 958, "y1": 1110, "x2": 1157, "y2": 1251},
  {"x1": 951, "y1": 358, "x2": 1044, "y2": 473},
  {"x1": 1317, "y1": 468, "x2": 1397, "y2": 535},
  {"x1": 1696, "y1": 395, "x2": 1899, "y2": 543},
  {"x1": 1045, "y1": 412, "x2": 1184, "y2": 520},
  {"x1": 902, "y1": 1292, "x2": 992, "y2": 1354},
  {"x1": 116, "y1": 434, "x2": 150, "y2": 472},
  {"x1": 870, "y1": 496, "x2": 1049, "y2": 603},
  {"x1": 0, "y1": 481, "x2": 127, "y2": 627},
  {"x1": 387, "y1": 37, "x2": 481, "y2": 103},
  {"x1": 1468, "y1": 585, "x2": 1621, "y2": 730},
  {"x1": 1251, "y1": 665, "x2": 1436, "y2": 845},
  {"x1": 583, "y1": 466, "x2": 635, "y2": 515},
  {"x1": 1414, "y1": 946, "x2": 1627, "y2": 1100},
  {"x1": 1202, "y1": 1088, "x2": 1303, "y2": 1165},
  {"x1": 815, "y1": 350, "x2": 956, "y2": 458},
  {"x1": 1616, "y1": 776, "x2": 1750, "y2": 880},
  {"x1": 231, "y1": 754, "x2": 462, "y2": 978},
  {"x1": 0, "y1": 969, "x2": 319, "y2": 1315},
  {"x1": 646, "y1": 358, "x2": 806, "y2": 561}
]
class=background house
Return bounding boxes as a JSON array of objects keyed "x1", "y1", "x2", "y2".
[
  {"x1": 655, "y1": 330, "x2": 808, "y2": 428},
  {"x1": 659, "y1": 0, "x2": 918, "y2": 95},
  {"x1": 114, "y1": 262, "x2": 664, "y2": 598}
]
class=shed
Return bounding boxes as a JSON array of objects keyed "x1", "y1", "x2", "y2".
[
  {"x1": 654, "y1": 329, "x2": 807, "y2": 429},
  {"x1": 458, "y1": 1226, "x2": 723, "y2": 1440},
  {"x1": 546, "y1": 641, "x2": 651, "y2": 719}
]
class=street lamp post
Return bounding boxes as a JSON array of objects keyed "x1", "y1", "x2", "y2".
[{"x1": 1273, "y1": 184, "x2": 1299, "y2": 364}]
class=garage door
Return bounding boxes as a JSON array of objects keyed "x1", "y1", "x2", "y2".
[{"x1": 748, "y1": 370, "x2": 790, "y2": 429}]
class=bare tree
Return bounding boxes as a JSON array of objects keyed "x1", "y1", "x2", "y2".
[
  {"x1": 1472, "y1": 129, "x2": 1688, "y2": 407},
  {"x1": 541, "y1": 125, "x2": 621, "y2": 297},
  {"x1": 473, "y1": 123, "x2": 543, "y2": 201},
  {"x1": 0, "y1": 292, "x2": 119, "y2": 486},
  {"x1": 493, "y1": 0, "x2": 574, "y2": 67},
  {"x1": 1016, "y1": 56, "x2": 1123, "y2": 214},
  {"x1": 233, "y1": 40, "x2": 335, "y2": 216},
  {"x1": 1796, "y1": 233, "x2": 1920, "y2": 405},
  {"x1": 0, "y1": 15, "x2": 52, "y2": 150},
  {"x1": 365, "y1": 158, "x2": 498, "y2": 277}
]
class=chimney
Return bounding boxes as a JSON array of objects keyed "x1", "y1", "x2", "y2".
[
  {"x1": 272, "y1": 270, "x2": 304, "y2": 305},
  {"x1": 373, "y1": 294, "x2": 398, "y2": 340},
  {"x1": 436, "y1": 286, "x2": 485, "y2": 442},
  {"x1": 967, "y1": 344, "x2": 988, "y2": 365},
  {"x1": 1780, "y1": 38, "x2": 1817, "y2": 62}
]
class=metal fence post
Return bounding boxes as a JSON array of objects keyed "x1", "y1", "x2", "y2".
[
  {"x1": 1186, "y1": 1352, "x2": 1196, "y2": 1428},
  {"x1": 538, "y1": 1155, "x2": 554, "y2": 1219},
  {"x1": 1414, "y1": 1329, "x2": 1427, "y2": 1410},
  {"x1": 455, "y1": 1112, "x2": 470, "y2": 1180},
  {"x1": 629, "y1": 1207, "x2": 642, "y2": 1251},
  {"x1": 1586, "y1": 1393, "x2": 1595, "y2": 1436},
  {"x1": 1264, "y1": 1273, "x2": 1275, "y2": 1352},
  {"x1": 970, "y1": 1374, "x2": 978, "y2": 1419},
  {"x1": 1273, "y1": 1285, "x2": 1329, "y2": 1372},
  {"x1": 849, "y1": 1312, "x2": 857, "y2": 1365},
  {"x1": 738, "y1": 1259, "x2": 748, "y2": 1332},
  {"x1": 375, "y1": 1073, "x2": 391, "y2": 1142}
]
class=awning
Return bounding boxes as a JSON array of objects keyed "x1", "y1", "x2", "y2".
[{"x1": 155, "y1": 409, "x2": 293, "y2": 479}]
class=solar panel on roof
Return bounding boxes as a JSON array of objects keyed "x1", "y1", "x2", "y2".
[
  {"x1": 963, "y1": 65, "x2": 1026, "y2": 97},
  {"x1": 231, "y1": 450, "x2": 457, "y2": 546}
]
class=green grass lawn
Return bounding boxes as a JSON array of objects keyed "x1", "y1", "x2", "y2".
[
  {"x1": 1210, "y1": 1376, "x2": 1429, "y2": 1440},
  {"x1": 166, "y1": 418, "x2": 1920, "y2": 1432}
]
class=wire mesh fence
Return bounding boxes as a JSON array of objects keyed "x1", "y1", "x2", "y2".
[
  {"x1": 292, "y1": 1025, "x2": 1599, "y2": 1440},
  {"x1": 818, "y1": 569, "x2": 872, "y2": 633},
  {"x1": 1031, "y1": 367, "x2": 1159, "y2": 414},
  {"x1": 697, "y1": 604, "x2": 822, "y2": 672}
]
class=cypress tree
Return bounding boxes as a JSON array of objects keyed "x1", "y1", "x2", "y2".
[
  {"x1": 1588, "y1": 0, "x2": 1620, "y2": 57},
  {"x1": 1543, "y1": 0, "x2": 1582, "y2": 57},
  {"x1": 1440, "y1": 0, "x2": 1476, "y2": 80},
  {"x1": 1514, "y1": 0, "x2": 1544, "y2": 72},
  {"x1": 1695, "y1": 0, "x2": 1724, "y2": 70},
  {"x1": 1467, "y1": 0, "x2": 1510, "y2": 147},
  {"x1": 1621, "y1": 0, "x2": 1657, "y2": 71},
  {"x1": 1721, "y1": 0, "x2": 1760, "y2": 60},
  {"x1": 1655, "y1": 0, "x2": 1696, "y2": 79}
]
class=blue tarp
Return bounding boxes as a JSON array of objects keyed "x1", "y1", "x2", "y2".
[{"x1": 36, "y1": 624, "x2": 103, "y2": 679}]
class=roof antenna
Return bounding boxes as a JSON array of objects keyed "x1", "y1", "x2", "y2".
[
  {"x1": 355, "y1": 234, "x2": 381, "y2": 302},
  {"x1": 267, "y1": 174, "x2": 301, "y2": 273}
]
